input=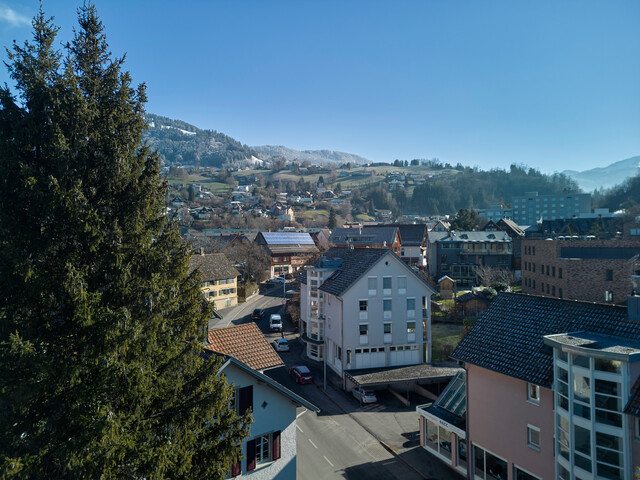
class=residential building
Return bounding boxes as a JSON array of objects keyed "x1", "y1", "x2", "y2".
[
  {"x1": 254, "y1": 232, "x2": 319, "y2": 278},
  {"x1": 521, "y1": 237, "x2": 640, "y2": 305},
  {"x1": 433, "y1": 231, "x2": 513, "y2": 287},
  {"x1": 483, "y1": 218, "x2": 526, "y2": 276},
  {"x1": 417, "y1": 291, "x2": 640, "y2": 480},
  {"x1": 329, "y1": 226, "x2": 402, "y2": 255},
  {"x1": 205, "y1": 324, "x2": 318, "y2": 479},
  {"x1": 189, "y1": 252, "x2": 240, "y2": 308},
  {"x1": 331, "y1": 224, "x2": 427, "y2": 267},
  {"x1": 298, "y1": 247, "x2": 436, "y2": 378},
  {"x1": 511, "y1": 191, "x2": 591, "y2": 225}
]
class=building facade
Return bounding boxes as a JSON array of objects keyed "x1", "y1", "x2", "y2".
[
  {"x1": 511, "y1": 192, "x2": 591, "y2": 225},
  {"x1": 521, "y1": 238, "x2": 640, "y2": 305},
  {"x1": 189, "y1": 252, "x2": 240, "y2": 308},
  {"x1": 299, "y1": 248, "x2": 435, "y2": 377},
  {"x1": 417, "y1": 292, "x2": 640, "y2": 480},
  {"x1": 254, "y1": 232, "x2": 319, "y2": 278}
]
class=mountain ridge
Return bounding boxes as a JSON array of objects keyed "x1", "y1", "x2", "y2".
[{"x1": 562, "y1": 155, "x2": 640, "y2": 191}]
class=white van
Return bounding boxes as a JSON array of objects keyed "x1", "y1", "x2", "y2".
[{"x1": 269, "y1": 314, "x2": 283, "y2": 332}]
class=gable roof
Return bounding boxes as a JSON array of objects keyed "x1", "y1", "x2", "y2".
[
  {"x1": 189, "y1": 253, "x2": 239, "y2": 281},
  {"x1": 452, "y1": 293, "x2": 635, "y2": 387},
  {"x1": 219, "y1": 356, "x2": 319, "y2": 413},
  {"x1": 497, "y1": 218, "x2": 526, "y2": 237},
  {"x1": 317, "y1": 247, "x2": 436, "y2": 298},
  {"x1": 456, "y1": 292, "x2": 489, "y2": 304},
  {"x1": 395, "y1": 224, "x2": 427, "y2": 246},
  {"x1": 205, "y1": 323, "x2": 284, "y2": 372}
]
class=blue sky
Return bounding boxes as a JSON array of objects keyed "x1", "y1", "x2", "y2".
[{"x1": 1, "y1": 1, "x2": 638, "y2": 173}]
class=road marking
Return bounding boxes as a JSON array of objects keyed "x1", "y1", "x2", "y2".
[
  {"x1": 296, "y1": 425, "x2": 303, "y2": 433},
  {"x1": 308, "y1": 439, "x2": 318, "y2": 449},
  {"x1": 323, "y1": 456, "x2": 334, "y2": 467}
]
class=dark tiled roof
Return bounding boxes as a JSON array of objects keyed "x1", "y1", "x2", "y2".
[
  {"x1": 317, "y1": 247, "x2": 435, "y2": 297},
  {"x1": 624, "y1": 377, "x2": 640, "y2": 417},
  {"x1": 205, "y1": 323, "x2": 284, "y2": 372},
  {"x1": 497, "y1": 218, "x2": 525, "y2": 237},
  {"x1": 318, "y1": 248, "x2": 389, "y2": 297},
  {"x1": 395, "y1": 224, "x2": 427, "y2": 246},
  {"x1": 451, "y1": 293, "x2": 635, "y2": 387},
  {"x1": 189, "y1": 253, "x2": 239, "y2": 282}
]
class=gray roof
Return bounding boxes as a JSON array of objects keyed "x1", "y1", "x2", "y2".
[
  {"x1": 452, "y1": 293, "x2": 636, "y2": 387},
  {"x1": 346, "y1": 364, "x2": 462, "y2": 387},
  {"x1": 440, "y1": 231, "x2": 511, "y2": 243},
  {"x1": 395, "y1": 224, "x2": 427, "y2": 246},
  {"x1": 313, "y1": 247, "x2": 436, "y2": 298},
  {"x1": 329, "y1": 227, "x2": 398, "y2": 246},
  {"x1": 427, "y1": 231, "x2": 449, "y2": 244},
  {"x1": 189, "y1": 253, "x2": 239, "y2": 281}
]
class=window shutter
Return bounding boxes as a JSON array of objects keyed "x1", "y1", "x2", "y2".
[
  {"x1": 272, "y1": 430, "x2": 281, "y2": 460},
  {"x1": 419, "y1": 417, "x2": 425, "y2": 447},
  {"x1": 246, "y1": 439, "x2": 256, "y2": 471},
  {"x1": 238, "y1": 385, "x2": 253, "y2": 415},
  {"x1": 231, "y1": 459, "x2": 241, "y2": 477}
]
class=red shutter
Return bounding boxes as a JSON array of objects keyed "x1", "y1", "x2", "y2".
[
  {"x1": 246, "y1": 439, "x2": 256, "y2": 471},
  {"x1": 238, "y1": 385, "x2": 253, "y2": 415},
  {"x1": 231, "y1": 459, "x2": 241, "y2": 477},
  {"x1": 272, "y1": 430, "x2": 281, "y2": 460}
]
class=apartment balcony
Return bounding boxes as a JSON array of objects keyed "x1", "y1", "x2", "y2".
[{"x1": 459, "y1": 248, "x2": 512, "y2": 255}]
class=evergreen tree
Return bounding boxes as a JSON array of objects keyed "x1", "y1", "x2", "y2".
[
  {"x1": 328, "y1": 208, "x2": 337, "y2": 229},
  {"x1": 0, "y1": 6, "x2": 249, "y2": 479}
]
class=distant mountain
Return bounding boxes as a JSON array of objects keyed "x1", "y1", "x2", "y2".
[
  {"x1": 562, "y1": 156, "x2": 640, "y2": 191},
  {"x1": 143, "y1": 114, "x2": 260, "y2": 167},
  {"x1": 253, "y1": 145, "x2": 369, "y2": 165}
]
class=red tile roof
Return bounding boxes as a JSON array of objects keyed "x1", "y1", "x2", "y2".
[{"x1": 205, "y1": 323, "x2": 284, "y2": 372}]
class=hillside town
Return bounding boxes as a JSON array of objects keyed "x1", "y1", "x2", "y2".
[{"x1": 178, "y1": 163, "x2": 640, "y2": 479}]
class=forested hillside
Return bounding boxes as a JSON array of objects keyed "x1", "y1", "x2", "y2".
[
  {"x1": 407, "y1": 164, "x2": 580, "y2": 214},
  {"x1": 593, "y1": 174, "x2": 640, "y2": 215},
  {"x1": 144, "y1": 114, "x2": 258, "y2": 167}
]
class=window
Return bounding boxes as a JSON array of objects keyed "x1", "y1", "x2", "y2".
[
  {"x1": 407, "y1": 321, "x2": 416, "y2": 342},
  {"x1": 558, "y1": 267, "x2": 562, "y2": 279},
  {"x1": 474, "y1": 445, "x2": 507, "y2": 480},
  {"x1": 246, "y1": 431, "x2": 281, "y2": 471},
  {"x1": 514, "y1": 466, "x2": 541, "y2": 480},
  {"x1": 527, "y1": 383, "x2": 540, "y2": 405},
  {"x1": 359, "y1": 300, "x2": 368, "y2": 311},
  {"x1": 559, "y1": 287, "x2": 563, "y2": 299},
  {"x1": 398, "y1": 276, "x2": 407, "y2": 294},
  {"x1": 552, "y1": 266, "x2": 555, "y2": 277},
  {"x1": 605, "y1": 290, "x2": 613, "y2": 302},
  {"x1": 368, "y1": 277, "x2": 377, "y2": 295},
  {"x1": 527, "y1": 425, "x2": 540, "y2": 450},
  {"x1": 383, "y1": 299, "x2": 392, "y2": 319},
  {"x1": 383, "y1": 277, "x2": 392, "y2": 294},
  {"x1": 359, "y1": 323, "x2": 368, "y2": 345},
  {"x1": 384, "y1": 323, "x2": 392, "y2": 343},
  {"x1": 237, "y1": 386, "x2": 253, "y2": 415},
  {"x1": 606, "y1": 269, "x2": 613, "y2": 281}
]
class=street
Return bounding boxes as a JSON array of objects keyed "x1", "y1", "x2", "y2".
[{"x1": 210, "y1": 284, "x2": 463, "y2": 480}]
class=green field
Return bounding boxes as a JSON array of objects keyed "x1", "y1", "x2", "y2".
[{"x1": 431, "y1": 322, "x2": 465, "y2": 362}]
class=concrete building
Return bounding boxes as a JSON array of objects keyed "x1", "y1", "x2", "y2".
[
  {"x1": 511, "y1": 192, "x2": 591, "y2": 225},
  {"x1": 521, "y1": 238, "x2": 640, "y2": 305},
  {"x1": 477, "y1": 204, "x2": 513, "y2": 222},
  {"x1": 298, "y1": 247, "x2": 436, "y2": 377},
  {"x1": 417, "y1": 291, "x2": 640, "y2": 480}
]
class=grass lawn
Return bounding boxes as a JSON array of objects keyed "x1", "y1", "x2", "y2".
[
  {"x1": 431, "y1": 322, "x2": 465, "y2": 362},
  {"x1": 355, "y1": 213, "x2": 375, "y2": 221}
]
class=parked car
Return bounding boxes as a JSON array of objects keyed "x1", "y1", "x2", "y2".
[
  {"x1": 251, "y1": 308, "x2": 264, "y2": 321},
  {"x1": 269, "y1": 314, "x2": 283, "y2": 332},
  {"x1": 272, "y1": 338, "x2": 290, "y2": 352},
  {"x1": 352, "y1": 387, "x2": 377, "y2": 404},
  {"x1": 271, "y1": 276, "x2": 285, "y2": 284},
  {"x1": 289, "y1": 365, "x2": 313, "y2": 384}
]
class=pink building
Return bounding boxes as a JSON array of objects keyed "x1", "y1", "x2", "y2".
[{"x1": 418, "y1": 290, "x2": 640, "y2": 480}]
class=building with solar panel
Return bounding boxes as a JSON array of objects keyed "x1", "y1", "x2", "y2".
[{"x1": 254, "y1": 232, "x2": 319, "y2": 278}]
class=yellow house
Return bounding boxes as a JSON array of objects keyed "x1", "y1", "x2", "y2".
[{"x1": 189, "y1": 252, "x2": 240, "y2": 308}]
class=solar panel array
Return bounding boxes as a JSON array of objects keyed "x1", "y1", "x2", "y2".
[{"x1": 261, "y1": 232, "x2": 315, "y2": 245}]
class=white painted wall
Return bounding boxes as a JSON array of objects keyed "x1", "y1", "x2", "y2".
[{"x1": 222, "y1": 364, "x2": 298, "y2": 479}]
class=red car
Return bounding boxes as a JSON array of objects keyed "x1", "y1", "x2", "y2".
[{"x1": 289, "y1": 365, "x2": 313, "y2": 384}]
